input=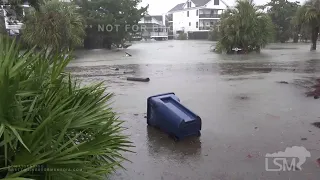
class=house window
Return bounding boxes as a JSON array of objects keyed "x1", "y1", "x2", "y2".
[
  {"x1": 196, "y1": 10, "x2": 198, "y2": 16},
  {"x1": 189, "y1": 22, "x2": 191, "y2": 26},
  {"x1": 187, "y1": 1, "x2": 192, "y2": 8},
  {"x1": 214, "y1": 0, "x2": 219, "y2": 5},
  {"x1": 187, "y1": 11, "x2": 189, "y2": 17},
  {"x1": 196, "y1": 22, "x2": 198, "y2": 28}
]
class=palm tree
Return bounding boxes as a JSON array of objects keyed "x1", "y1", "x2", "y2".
[
  {"x1": 216, "y1": 0, "x2": 274, "y2": 53},
  {"x1": 296, "y1": 0, "x2": 320, "y2": 50},
  {"x1": 0, "y1": 35, "x2": 132, "y2": 180},
  {"x1": 22, "y1": 1, "x2": 85, "y2": 51}
]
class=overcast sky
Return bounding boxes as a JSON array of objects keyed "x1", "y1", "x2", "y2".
[{"x1": 140, "y1": 0, "x2": 306, "y2": 15}]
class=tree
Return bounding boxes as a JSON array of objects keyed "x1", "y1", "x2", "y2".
[
  {"x1": 266, "y1": 0, "x2": 300, "y2": 43},
  {"x1": 75, "y1": 0, "x2": 148, "y2": 49},
  {"x1": 22, "y1": 1, "x2": 85, "y2": 51},
  {"x1": 215, "y1": 0, "x2": 274, "y2": 53},
  {"x1": 296, "y1": 0, "x2": 320, "y2": 50},
  {"x1": 292, "y1": 5, "x2": 312, "y2": 42}
]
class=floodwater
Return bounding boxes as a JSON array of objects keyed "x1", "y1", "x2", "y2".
[{"x1": 68, "y1": 41, "x2": 320, "y2": 180}]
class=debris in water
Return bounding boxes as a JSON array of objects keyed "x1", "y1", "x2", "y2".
[
  {"x1": 255, "y1": 127, "x2": 258, "y2": 130},
  {"x1": 317, "y1": 158, "x2": 320, "y2": 167},
  {"x1": 127, "y1": 77, "x2": 150, "y2": 82},
  {"x1": 277, "y1": 81, "x2": 289, "y2": 84},
  {"x1": 123, "y1": 44, "x2": 132, "y2": 49},
  {"x1": 240, "y1": 96, "x2": 249, "y2": 100},
  {"x1": 312, "y1": 122, "x2": 320, "y2": 128},
  {"x1": 134, "y1": 114, "x2": 139, "y2": 116},
  {"x1": 247, "y1": 154, "x2": 253, "y2": 158},
  {"x1": 301, "y1": 138, "x2": 307, "y2": 141},
  {"x1": 306, "y1": 79, "x2": 320, "y2": 97},
  {"x1": 144, "y1": 116, "x2": 147, "y2": 119},
  {"x1": 110, "y1": 67, "x2": 119, "y2": 71},
  {"x1": 125, "y1": 52, "x2": 132, "y2": 57},
  {"x1": 309, "y1": 130, "x2": 312, "y2": 132}
]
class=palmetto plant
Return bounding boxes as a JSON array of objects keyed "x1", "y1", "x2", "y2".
[
  {"x1": 295, "y1": 0, "x2": 320, "y2": 50},
  {"x1": 0, "y1": 35, "x2": 132, "y2": 180},
  {"x1": 22, "y1": 0, "x2": 85, "y2": 51},
  {"x1": 216, "y1": 0, "x2": 274, "y2": 53}
]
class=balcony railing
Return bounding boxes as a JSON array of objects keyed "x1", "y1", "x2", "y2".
[{"x1": 199, "y1": 14, "x2": 221, "y2": 18}]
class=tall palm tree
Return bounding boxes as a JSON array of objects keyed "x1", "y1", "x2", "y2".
[
  {"x1": 22, "y1": 1, "x2": 85, "y2": 51},
  {"x1": 296, "y1": 0, "x2": 320, "y2": 50}
]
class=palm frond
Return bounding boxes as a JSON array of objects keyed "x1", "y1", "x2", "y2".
[{"x1": 0, "y1": 34, "x2": 131, "y2": 179}]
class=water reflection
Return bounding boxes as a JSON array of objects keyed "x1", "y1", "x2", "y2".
[{"x1": 146, "y1": 126, "x2": 202, "y2": 158}]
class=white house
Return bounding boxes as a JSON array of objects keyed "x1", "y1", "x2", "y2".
[
  {"x1": 167, "y1": 0, "x2": 229, "y2": 39},
  {"x1": 138, "y1": 15, "x2": 169, "y2": 40},
  {"x1": 1, "y1": 0, "x2": 71, "y2": 35}
]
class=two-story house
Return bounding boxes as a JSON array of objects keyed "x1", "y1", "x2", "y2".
[
  {"x1": 167, "y1": 0, "x2": 229, "y2": 39},
  {"x1": 138, "y1": 15, "x2": 169, "y2": 40}
]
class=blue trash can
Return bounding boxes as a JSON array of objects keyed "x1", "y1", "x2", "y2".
[{"x1": 147, "y1": 93, "x2": 202, "y2": 141}]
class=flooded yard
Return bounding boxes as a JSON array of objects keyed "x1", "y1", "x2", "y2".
[{"x1": 68, "y1": 40, "x2": 320, "y2": 180}]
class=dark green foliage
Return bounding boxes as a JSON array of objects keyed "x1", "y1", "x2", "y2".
[
  {"x1": 266, "y1": 0, "x2": 300, "y2": 43},
  {"x1": 0, "y1": 35, "x2": 132, "y2": 180},
  {"x1": 22, "y1": 1, "x2": 85, "y2": 51},
  {"x1": 216, "y1": 0, "x2": 274, "y2": 54},
  {"x1": 295, "y1": 0, "x2": 320, "y2": 50},
  {"x1": 75, "y1": 0, "x2": 148, "y2": 49}
]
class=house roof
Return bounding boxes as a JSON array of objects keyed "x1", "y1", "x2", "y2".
[
  {"x1": 152, "y1": 15, "x2": 163, "y2": 22},
  {"x1": 168, "y1": 0, "x2": 230, "y2": 13},
  {"x1": 168, "y1": 3, "x2": 185, "y2": 13},
  {"x1": 192, "y1": 0, "x2": 211, "y2": 6}
]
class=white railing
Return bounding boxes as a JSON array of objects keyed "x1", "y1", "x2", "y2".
[{"x1": 150, "y1": 32, "x2": 168, "y2": 37}]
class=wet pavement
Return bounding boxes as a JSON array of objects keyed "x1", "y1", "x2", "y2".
[{"x1": 68, "y1": 41, "x2": 320, "y2": 180}]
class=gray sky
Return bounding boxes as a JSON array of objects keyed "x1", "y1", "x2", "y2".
[{"x1": 140, "y1": 0, "x2": 306, "y2": 15}]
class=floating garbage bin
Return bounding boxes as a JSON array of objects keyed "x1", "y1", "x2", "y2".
[{"x1": 147, "y1": 93, "x2": 202, "y2": 141}]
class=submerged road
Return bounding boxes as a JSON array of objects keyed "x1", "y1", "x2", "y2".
[{"x1": 68, "y1": 41, "x2": 320, "y2": 180}]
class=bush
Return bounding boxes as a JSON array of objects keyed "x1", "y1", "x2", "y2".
[
  {"x1": 216, "y1": 0, "x2": 274, "y2": 53},
  {"x1": 177, "y1": 33, "x2": 187, "y2": 40},
  {"x1": 0, "y1": 36, "x2": 132, "y2": 180},
  {"x1": 22, "y1": 1, "x2": 85, "y2": 51}
]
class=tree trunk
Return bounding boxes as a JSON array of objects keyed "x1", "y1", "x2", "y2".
[{"x1": 311, "y1": 26, "x2": 319, "y2": 51}]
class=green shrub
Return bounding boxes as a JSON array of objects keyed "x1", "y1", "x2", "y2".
[
  {"x1": 0, "y1": 36, "x2": 132, "y2": 180},
  {"x1": 177, "y1": 33, "x2": 187, "y2": 40},
  {"x1": 216, "y1": 0, "x2": 274, "y2": 53},
  {"x1": 22, "y1": 1, "x2": 85, "y2": 51}
]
